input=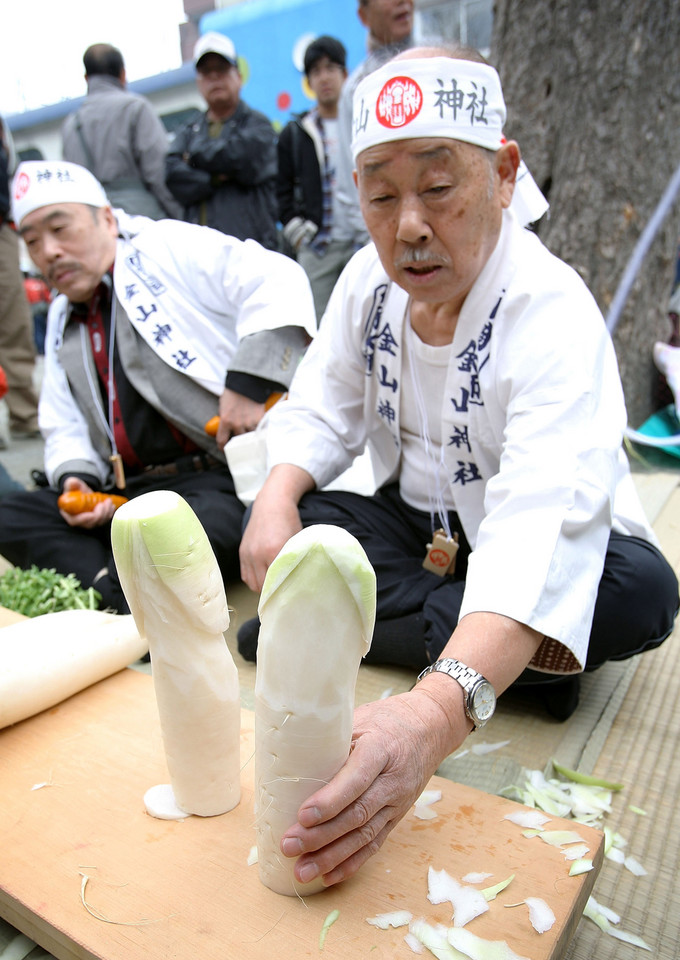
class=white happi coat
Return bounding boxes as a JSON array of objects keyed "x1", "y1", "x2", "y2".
[
  {"x1": 40, "y1": 215, "x2": 315, "y2": 485},
  {"x1": 266, "y1": 210, "x2": 655, "y2": 671}
]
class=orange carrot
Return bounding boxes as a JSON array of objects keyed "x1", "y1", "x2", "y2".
[
  {"x1": 57, "y1": 491, "x2": 128, "y2": 515},
  {"x1": 204, "y1": 416, "x2": 220, "y2": 437},
  {"x1": 203, "y1": 392, "x2": 285, "y2": 436}
]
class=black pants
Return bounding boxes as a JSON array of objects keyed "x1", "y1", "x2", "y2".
[
  {"x1": 0, "y1": 465, "x2": 245, "y2": 613},
  {"x1": 293, "y1": 484, "x2": 679, "y2": 672}
]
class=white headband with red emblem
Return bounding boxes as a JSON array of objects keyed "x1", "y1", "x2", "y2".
[
  {"x1": 11, "y1": 161, "x2": 109, "y2": 226},
  {"x1": 351, "y1": 57, "x2": 548, "y2": 225}
]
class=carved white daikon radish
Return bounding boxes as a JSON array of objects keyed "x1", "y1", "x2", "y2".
[
  {"x1": 254, "y1": 524, "x2": 376, "y2": 895},
  {"x1": 0, "y1": 609, "x2": 147, "y2": 729},
  {"x1": 111, "y1": 489, "x2": 240, "y2": 818}
]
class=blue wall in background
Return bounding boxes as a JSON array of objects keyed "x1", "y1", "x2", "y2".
[{"x1": 201, "y1": 0, "x2": 366, "y2": 129}]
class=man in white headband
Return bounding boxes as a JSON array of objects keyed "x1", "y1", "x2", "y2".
[
  {"x1": 0, "y1": 160, "x2": 315, "y2": 612},
  {"x1": 238, "y1": 50, "x2": 678, "y2": 886}
]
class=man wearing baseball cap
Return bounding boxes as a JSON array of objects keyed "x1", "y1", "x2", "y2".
[
  {"x1": 0, "y1": 160, "x2": 314, "y2": 612},
  {"x1": 166, "y1": 32, "x2": 278, "y2": 250},
  {"x1": 238, "y1": 47, "x2": 679, "y2": 888}
]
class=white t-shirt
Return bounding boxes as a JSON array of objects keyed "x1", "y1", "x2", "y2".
[
  {"x1": 321, "y1": 117, "x2": 345, "y2": 243},
  {"x1": 399, "y1": 321, "x2": 456, "y2": 514}
]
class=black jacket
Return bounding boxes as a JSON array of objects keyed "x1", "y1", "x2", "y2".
[
  {"x1": 0, "y1": 119, "x2": 10, "y2": 218},
  {"x1": 277, "y1": 112, "x2": 325, "y2": 229},
  {"x1": 166, "y1": 100, "x2": 278, "y2": 250}
]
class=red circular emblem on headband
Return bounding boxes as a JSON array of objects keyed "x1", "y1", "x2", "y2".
[
  {"x1": 376, "y1": 76, "x2": 423, "y2": 129},
  {"x1": 14, "y1": 171, "x2": 30, "y2": 200}
]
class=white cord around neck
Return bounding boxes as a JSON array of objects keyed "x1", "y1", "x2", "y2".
[
  {"x1": 78, "y1": 295, "x2": 120, "y2": 462},
  {"x1": 405, "y1": 318, "x2": 452, "y2": 539}
]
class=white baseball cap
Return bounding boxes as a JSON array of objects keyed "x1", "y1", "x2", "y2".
[
  {"x1": 11, "y1": 160, "x2": 109, "y2": 226},
  {"x1": 193, "y1": 32, "x2": 238, "y2": 67}
]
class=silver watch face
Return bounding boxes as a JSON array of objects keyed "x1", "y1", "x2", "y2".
[{"x1": 471, "y1": 680, "x2": 496, "y2": 724}]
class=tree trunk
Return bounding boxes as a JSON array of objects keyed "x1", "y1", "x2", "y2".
[{"x1": 492, "y1": 0, "x2": 680, "y2": 427}]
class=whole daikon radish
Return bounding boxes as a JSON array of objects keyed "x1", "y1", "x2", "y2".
[
  {"x1": 111, "y1": 490, "x2": 240, "y2": 818},
  {"x1": 254, "y1": 524, "x2": 376, "y2": 895},
  {"x1": 0, "y1": 609, "x2": 147, "y2": 729}
]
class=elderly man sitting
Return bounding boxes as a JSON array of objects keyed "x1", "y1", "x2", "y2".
[
  {"x1": 0, "y1": 161, "x2": 315, "y2": 611},
  {"x1": 237, "y1": 47, "x2": 679, "y2": 889}
]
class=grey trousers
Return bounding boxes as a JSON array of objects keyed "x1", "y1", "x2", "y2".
[
  {"x1": 0, "y1": 224, "x2": 38, "y2": 434},
  {"x1": 297, "y1": 237, "x2": 356, "y2": 325}
]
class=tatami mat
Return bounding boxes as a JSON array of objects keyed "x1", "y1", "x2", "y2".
[
  {"x1": 565, "y1": 629, "x2": 680, "y2": 959},
  {"x1": 563, "y1": 475, "x2": 680, "y2": 958}
]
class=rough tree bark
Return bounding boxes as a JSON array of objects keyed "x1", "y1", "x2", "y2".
[{"x1": 492, "y1": 0, "x2": 680, "y2": 426}]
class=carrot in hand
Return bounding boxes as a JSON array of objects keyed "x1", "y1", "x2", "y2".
[
  {"x1": 203, "y1": 392, "x2": 285, "y2": 436},
  {"x1": 204, "y1": 416, "x2": 220, "y2": 437},
  {"x1": 57, "y1": 491, "x2": 128, "y2": 515}
]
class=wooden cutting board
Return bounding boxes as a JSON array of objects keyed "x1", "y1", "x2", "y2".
[
  {"x1": 0, "y1": 604, "x2": 26, "y2": 627},
  {"x1": 0, "y1": 669, "x2": 603, "y2": 960}
]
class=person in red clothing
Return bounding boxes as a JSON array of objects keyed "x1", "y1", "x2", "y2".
[{"x1": 23, "y1": 275, "x2": 52, "y2": 354}]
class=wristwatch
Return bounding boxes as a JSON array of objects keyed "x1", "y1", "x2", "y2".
[{"x1": 417, "y1": 658, "x2": 496, "y2": 730}]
